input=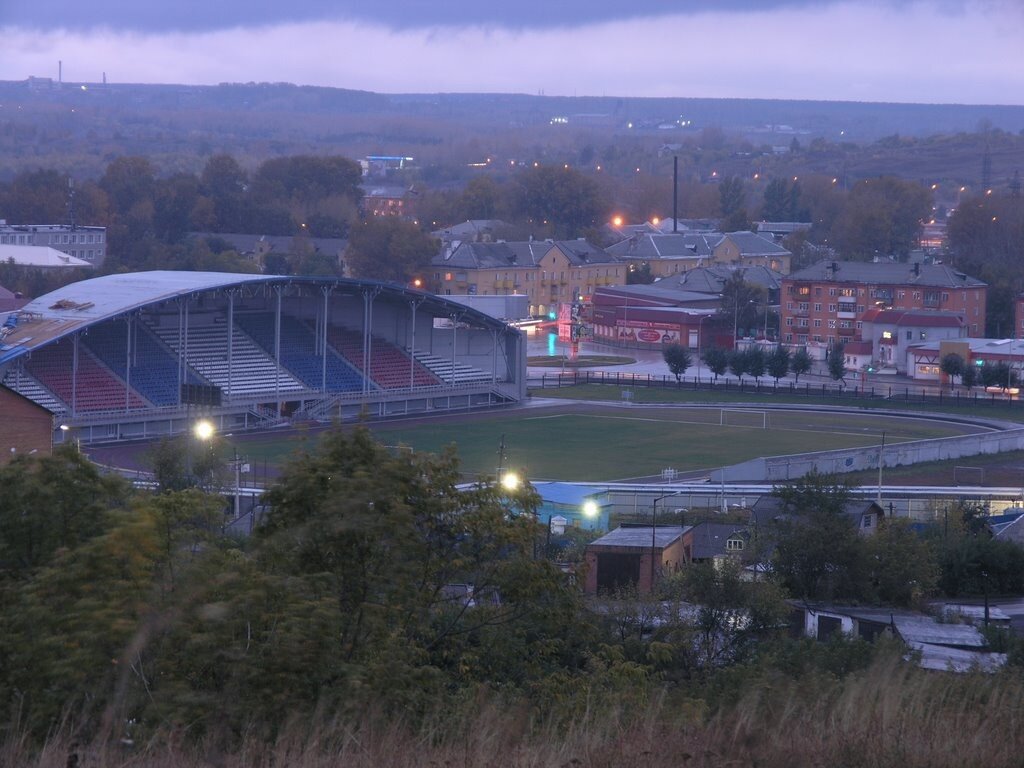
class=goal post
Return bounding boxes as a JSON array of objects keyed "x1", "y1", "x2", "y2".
[{"x1": 719, "y1": 408, "x2": 768, "y2": 429}]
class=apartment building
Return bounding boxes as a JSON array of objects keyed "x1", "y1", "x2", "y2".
[
  {"x1": 430, "y1": 239, "x2": 624, "y2": 317},
  {"x1": 780, "y1": 260, "x2": 986, "y2": 353},
  {"x1": 0, "y1": 221, "x2": 107, "y2": 267}
]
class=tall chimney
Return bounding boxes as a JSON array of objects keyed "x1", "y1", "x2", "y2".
[{"x1": 673, "y1": 156, "x2": 679, "y2": 233}]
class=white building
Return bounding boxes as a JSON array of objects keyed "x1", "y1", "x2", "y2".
[{"x1": 0, "y1": 221, "x2": 107, "y2": 267}]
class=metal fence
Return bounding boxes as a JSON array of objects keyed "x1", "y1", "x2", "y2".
[{"x1": 527, "y1": 370, "x2": 1024, "y2": 412}]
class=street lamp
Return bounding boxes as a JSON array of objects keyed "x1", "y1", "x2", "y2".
[
  {"x1": 650, "y1": 490, "x2": 685, "y2": 591},
  {"x1": 500, "y1": 471, "x2": 522, "y2": 492},
  {"x1": 189, "y1": 419, "x2": 215, "y2": 487},
  {"x1": 695, "y1": 314, "x2": 709, "y2": 383}
]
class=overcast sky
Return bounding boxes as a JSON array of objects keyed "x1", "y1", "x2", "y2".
[{"x1": 1, "y1": 0, "x2": 1022, "y2": 104}]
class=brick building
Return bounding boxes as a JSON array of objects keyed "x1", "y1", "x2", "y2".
[
  {"x1": 0, "y1": 385, "x2": 54, "y2": 464},
  {"x1": 780, "y1": 260, "x2": 986, "y2": 356}
]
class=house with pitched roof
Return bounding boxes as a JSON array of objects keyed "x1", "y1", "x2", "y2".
[
  {"x1": 429, "y1": 239, "x2": 623, "y2": 317},
  {"x1": 711, "y1": 231, "x2": 792, "y2": 274}
]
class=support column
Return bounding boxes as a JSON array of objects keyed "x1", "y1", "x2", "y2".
[
  {"x1": 408, "y1": 298, "x2": 421, "y2": 390},
  {"x1": 275, "y1": 286, "x2": 282, "y2": 417},
  {"x1": 71, "y1": 335, "x2": 79, "y2": 418},
  {"x1": 450, "y1": 313, "x2": 458, "y2": 386},
  {"x1": 492, "y1": 329, "x2": 499, "y2": 385},
  {"x1": 321, "y1": 286, "x2": 331, "y2": 394},
  {"x1": 125, "y1": 316, "x2": 132, "y2": 412},
  {"x1": 227, "y1": 290, "x2": 234, "y2": 399}
]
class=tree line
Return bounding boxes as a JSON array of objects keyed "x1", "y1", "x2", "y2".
[{"x1": 2, "y1": 429, "x2": 1023, "y2": 755}]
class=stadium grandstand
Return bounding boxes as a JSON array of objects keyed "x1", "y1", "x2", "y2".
[{"x1": 0, "y1": 272, "x2": 526, "y2": 445}]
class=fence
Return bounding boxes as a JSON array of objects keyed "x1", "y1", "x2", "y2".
[{"x1": 527, "y1": 370, "x2": 1024, "y2": 412}]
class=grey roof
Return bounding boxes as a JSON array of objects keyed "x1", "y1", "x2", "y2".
[
  {"x1": 434, "y1": 239, "x2": 617, "y2": 270},
  {"x1": 434, "y1": 240, "x2": 552, "y2": 269},
  {"x1": 788, "y1": 259, "x2": 986, "y2": 288},
  {"x1": 606, "y1": 233, "x2": 714, "y2": 261},
  {"x1": 893, "y1": 616, "x2": 986, "y2": 648},
  {"x1": 192, "y1": 232, "x2": 346, "y2": 255},
  {"x1": 751, "y1": 496, "x2": 883, "y2": 527},
  {"x1": 687, "y1": 522, "x2": 748, "y2": 559},
  {"x1": 0, "y1": 244, "x2": 94, "y2": 268},
  {"x1": 596, "y1": 284, "x2": 721, "y2": 306},
  {"x1": 431, "y1": 219, "x2": 510, "y2": 239},
  {"x1": 654, "y1": 218, "x2": 719, "y2": 233},
  {"x1": 668, "y1": 265, "x2": 783, "y2": 294},
  {"x1": 550, "y1": 240, "x2": 620, "y2": 266},
  {"x1": 589, "y1": 525, "x2": 689, "y2": 549},
  {"x1": 720, "y1": 231, "x2": 792, "y2": 256}
]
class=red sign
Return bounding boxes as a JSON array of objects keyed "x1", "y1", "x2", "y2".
[{"x1": 637, "y1": 329, "x2": 662, "y2": 342}]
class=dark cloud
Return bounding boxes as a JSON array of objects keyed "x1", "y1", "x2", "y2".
[{"x1": 3, "y1": 0, "x2": 820, "y2": 31}]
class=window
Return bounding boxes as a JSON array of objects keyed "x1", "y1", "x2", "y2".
[
  {"x1": 813, "y1": 335, "x2": 823, "y2": 342},
  {"x1": 856, "y1": 321, "x2": 863, "y2": 329},
  {"x1": 906, "y1": 331, "x2": 912, "y2": 340},
  {"x1": 798, "y1": 286, "x2": 810, "y2": 296},
  {"x1": 856, "y1": 305, "x2": 864, "y2": 313},
  {"x1": 863, "y1": 515, "x2": 872, "y2": 528},
  {"x1": 829, "y1": 288, "x2": 837, "y2": 296},
  {"x1": 785, "y1": 333, "x2": 793, "y2": 342},
  {"x1": 726, "y1": 538, "x2": 745, "y2": 551},
  {"x1": 798, "y1": 302, "x2": 809, "y2": 311},
  {"x1": 898, "y1": 291, "x2": 906, "y2": 299},
  {"x1": 815, "y1": 287, "x2": 822, "y2": 296},
  {"x1": 798, "y1": 334, "x2": 808, "y2": 343},
  {"x1": 828, "y1": 319, "x2": 837, "y2": 329},
  {"x1": 799, "y1": 318, "x2": 808, "y2": 327},
  {"x1": 828, "y1": 304, "x2": 837, "y2": 312},
  {"x1": 942, "y1": 292, "x2": 949, "y2": 301},
  {"x1": 814, "y1": 303, "x2": 822, "y2": 312},
  {"x1": 840, "y1": 320, "x2": 852, "y2": 328},
  {"x1": 786, "y1": 302, "x2": 794, "y2": 310},
  {"x1": 786, "y1": 317, "x2": 794, "y2": 327},
  {"x1": 882, "y1": 330, "x2": 893, "y2": 339},
  {"x1": 913, "y1": 291, "x2": 920, "y2": 300},
  {"x1": 814, "y1": 319, "x2": 822, "y2": 328}
]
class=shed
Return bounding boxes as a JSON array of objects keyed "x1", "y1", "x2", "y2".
[{"x1": 584, "y1": 525, "x2": 689, "y2": 595}]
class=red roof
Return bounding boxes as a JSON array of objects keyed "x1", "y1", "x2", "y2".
[
  {"x1": 843, "y1": 341, "x2": 873, "y2": 354},
  {"x1": 866, "y1": 309, "x2": 964, "y2": 328}
]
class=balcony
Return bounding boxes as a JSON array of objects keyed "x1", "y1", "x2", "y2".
[{"x1": 837, "y1": 310, "x2": 856, "y2": 320}]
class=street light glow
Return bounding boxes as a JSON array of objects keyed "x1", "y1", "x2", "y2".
[
  {"x1": 194, "y1": 420, "x2": 215, "y2": 441},
  {"x1": 582, "y1": 500, "x2": 598, "y2": 517},
  {"x1": 500, "y1": 472, "x2": 521, "y2": 491}
]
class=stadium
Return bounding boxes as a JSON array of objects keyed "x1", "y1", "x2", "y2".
[{"x1": 0, "y1": 271, "x2": 526, "y2": 445}]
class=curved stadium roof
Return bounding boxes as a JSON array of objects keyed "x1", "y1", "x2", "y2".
[{"x1": 0, "y1": 271, "x2": 509, "y2": 366}]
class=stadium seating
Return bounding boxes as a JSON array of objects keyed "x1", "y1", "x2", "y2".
[
  {"x1": 149, "y1": 321, "x2": 306, "y2": 397},
  {"x1": 1, "y1": 368, "x2": 67, "y2": 414},
  {"x1": 24, "y1": 341, "x2": 146, "y2": 412},
  {"x1": 83, "y1": 321, "x2": 203, "y2": 407},
  {"x1": 412, "y1": 352, "x2": 494, "y2": 385},
  {"x1": 324, "y1": 326, "x2": 443, "y2": 389},
  {"x1": 235, "y1": 313, "x2": 365, "y2": 393}
]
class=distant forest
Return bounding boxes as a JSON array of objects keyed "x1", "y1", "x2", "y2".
[{"x1": 2, "y1": 79, "x2": 1024, "y2": 187}]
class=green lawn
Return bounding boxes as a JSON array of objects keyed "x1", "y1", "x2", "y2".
[
  {"x1": 232, "y1": 406, "x2": 981, "y2": 483},
  {"x1": 531, "y1": 382, "x2": 1024, "y2": 423}
]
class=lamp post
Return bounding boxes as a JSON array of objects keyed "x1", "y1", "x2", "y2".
[
  {"x1": 650, "y1": 490, "x2": 685, "y2": 592},
  {"x1": 190, "y1": 418, "x2": 215, "y2": 488},
  {"x1": 696, "y1": 314, "x2": 708, "y2": 383},
  {"x1": 877, "y1": 430, "x2": 886, "y2": 505}
]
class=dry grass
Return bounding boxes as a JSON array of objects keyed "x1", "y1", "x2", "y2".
[{"x1": 8, "y1": 657, "x2": 1024, "y2": 768}]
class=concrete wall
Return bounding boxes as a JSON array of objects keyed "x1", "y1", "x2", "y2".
[{"x1": 711, "y1": 428, "x2": 1024, "y2": 483}]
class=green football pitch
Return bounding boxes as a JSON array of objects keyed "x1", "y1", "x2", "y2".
[{"x1": 234, "y1": 406, "x2": 985, "y2": 483}]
